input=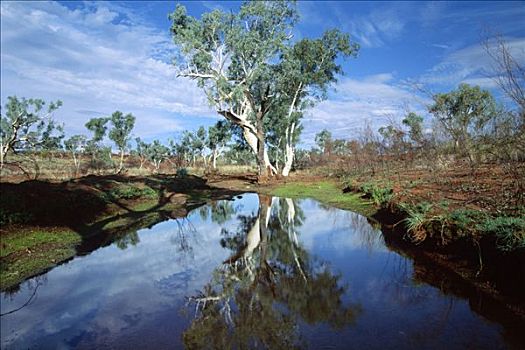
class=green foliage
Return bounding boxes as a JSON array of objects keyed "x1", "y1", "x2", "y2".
[
  {"x1": 0, "y1": 209, "x2": 32, "y2": 226},
  {"x1": 84, "y1": 117, "x2": 114, "y2": 172},
  {"x1": 399, "y1": 204, "x2": 524, "y2": 251},
  {"x1": 146, "y1": 140, "x2": 170, "y2": 171},
  {"x1": 359, "y1": 183, "x2": 394, "y2": 207},
  {"x1": 108, "y1": 111, "x2": 136, "y2": 171},
  {"x1": 108, "y1": 111, "x2": 135, "y2": 149},
  {"x1": 105, "y1": 185, "x2": 157, "y2": 201},
  {"x1": 448, "y1": 209, "x2": 487, "y2": 235},
  {"x1": 1, "y1": 96, "x2": 63, "y2": 163},
  {"x1": 88, "y1": 146, "x2": 114, "y2": 171},
  {"x1": 64, "y1": 135, "x2": 87, "y2": 153},
  {"x1": 400, "y1": 202, "x2": 437, "y2": 242},
  {"x1": 0, "y1": 228, "x2": 81, "y2": 290},
  {"x1": 429, "y1": 84, "x2": 497, "y2": 161},
  {"x1": 478, "y1": 216, "x2": 525, "y2": 251},
  {"x1": 402, "y1": 112, "x2": 424, "y2": 144},
  {"x1": 170, "y1": 1, "x2": 358, "y2": 174},
  {"x1": 270, "y1": 181, "x2": 374, "y2": 217},
  {"x1": 378, "y1": 124, "x2": 405, "y2": 152},
  {"x1": 176, "y1": 167, "x2": 188, "y2": 177},
  {"x1": 85, "y1": 117, "x2": 109, "y2": 143},
  {"x1": 315, "y1": 129, "x2": 332, "y2": 154}
]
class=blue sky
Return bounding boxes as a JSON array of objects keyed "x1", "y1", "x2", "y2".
[{"x1": 1, "y1": 1, "x2": 524, "y2": 147}]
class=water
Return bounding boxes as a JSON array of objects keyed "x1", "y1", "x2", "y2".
[{"x1": 0, "y1": 194, "x2": 519, "y2": 349}]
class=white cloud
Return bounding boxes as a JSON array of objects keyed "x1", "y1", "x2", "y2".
[
  {"x1": 340, "y1": 6, "x2": 407, "y2": 48},
  {"x1": 300, "y1": 74, "x2": 429, "y2": 146},
  {"x1": 421, "y1": 37, "x2": 525, "y2": 89},
  {"x1": 0, "y1": 1, "x2": 214, "y2": 139}
]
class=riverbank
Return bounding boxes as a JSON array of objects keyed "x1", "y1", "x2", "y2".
[
  {"x1": 0, "y1": 174, "x2": 247, "y2": 290},
  {"x1": 265, "y1": 176, "x2": 524, "y2": 327},
  {"x1": 1, "y1": 172, "x2": 523, "y2": 321}
]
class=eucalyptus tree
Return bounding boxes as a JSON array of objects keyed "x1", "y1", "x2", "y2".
[
  {"x1": 146, "y1": 140, "x2": 170, "y2": 172},
  {"x1": 193, "y1": 126, "x2": 207, "y2": 166},
  {"x1": 108, "y1": 111, "x2": 136, "y2": 173},
  {"x1": 315, "y1": 129, "x2": 333, "y2": 155},
  {"x1": 402, "y1": 112, "x2": 424, "y2": 146},
  {"x1": 429, "y1": 84, "x2": 497, "y2": 165},
  {"x1": 133, "y1": 137, "x2": 148, "y2": 170},
  {"x1": 207, "y1": 120, "x2": 231, "y2": 169},
  {"x1": 265, "y1": 100, "x2": 303, "y2": 175},
  {"x1": 64, "y1": 134, "x2": 87, "y2": 176},
  {"x1": 85, "y1": 117, "x2": 113, "y2": 172},
  {"x1": 273, "y1": 29, "x2": 358, "y2": 175},
  {"x1": 170, "y1": 1, "x2": 358, "y2": 176},
  {"x1": 0, "y1": 96, "x2": 62, "y2": 168},
  {"x1": 176, "y1": 131, "x2": 196, "y2": 165}
]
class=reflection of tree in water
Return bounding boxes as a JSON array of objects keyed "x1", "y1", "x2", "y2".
[
  {"x1": 115, "y1": 230, "x2": 140, "y2": 250},
  {"x1": 199, "y1": 200, "x2": 237, "y2": 225},
  {"x1": 320, "y1": 205, "x2": 384, "y2": 254},
  {"x1": 170, "y1": 217, "x2": 197, "y2": 256},
  {"x1": 183, "y1": 195, "x2": 361, "y2": 349},
  {"x1": 1, "y1": 275, "x2": 46, "y2": 316}
]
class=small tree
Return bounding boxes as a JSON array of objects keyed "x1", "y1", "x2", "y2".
[
  {"x1": 402, "y1": 112, "x2": 424, "y2": 145},
  {"x1": 108, "y1": 111, "x2": 136, "y2": 173},
  {"x1": 429, "y1": 84, "x2": 497, "y2": 166},
  {"x1": 133, "y1": 137, "x2": 148, "y2": 170},
  {"x1": 64, "y1": 135, "x2": 87, "y2": 176},
  {"x1": 207, "y1": 120, "x2": 231, "y2": 169},
  {"x1": 0, "y1": 96, "x2": 62, "y2": 169},
  {"x1": 146, "y1": 140, "x2": 170, "y2": 172},
  {"x1": 85, "y1": 117, "x2": 112, "y2": 173},
  {"x1": 315, "y1": 129, "x2": 333, "y2": 155},
  {"x1": 193, "y1": 126, "x2": 207, "y2": 166}
]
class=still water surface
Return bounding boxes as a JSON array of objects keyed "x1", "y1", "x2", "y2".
[{"x1": 0, "y1": 194, "x2": 514, "y2": 349}]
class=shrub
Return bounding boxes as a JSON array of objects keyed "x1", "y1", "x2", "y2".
[
  {"x1": 104, "y1": 185, "x2": 157, "y2": 201},
  {"x1": 478, "y1": 216, "x2": 525, "y2": 251},
  {"x1": 176, "y1": 168, "x2": 188, "y2": 177},
  {"x1": 448, "y1": 209, "x2": 487, "y2": 236},
  {"x1": 359, "y1": 182, "x2": 394, "y2": 207},
  {"x1": 0, "y1": 209, "x2": 32, "y2": 226},
  {"x1": 400, "y1": 202, "x2": 434, "y2": 243}
]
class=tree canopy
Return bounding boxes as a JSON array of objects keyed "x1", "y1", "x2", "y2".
[{"x1": 170, "y1": 0, "x2": 358, "y2": 176}]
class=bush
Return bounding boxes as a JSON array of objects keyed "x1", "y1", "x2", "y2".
[
  {"x1": 176, "y1": 168, "x2": 188, "y2": 177},
  {"x1": 478, "y1": 216, "x2": 525, "y2": 251},
  {"x1": 359, "y1": 182, "x2": 394, "y2": 207},
  {"x1": 400, "y1": 202, "x2": 435, "y2": 242},
  {"x1": 448, "y1": 209, "x2": 487, "y2": 236},
  {"x1": 0, "y1": 209, "x2": 32, "y2": 226},
  {"x1": 104, "y1": 185, "x2": 157, "y2": 201}
]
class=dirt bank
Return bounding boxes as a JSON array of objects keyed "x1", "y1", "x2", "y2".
[{"x1": 0, "y1": 174, "x2": 252, "y2": 290}]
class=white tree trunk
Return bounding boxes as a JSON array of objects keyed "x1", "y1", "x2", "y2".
[
  {"x1": 212, "y1": 148, "x2": 218, "y2": 169},
  {"x1": 241, "y1": 126, "x2": 276, "y2": 174},
  {"x1": 282, "y1": 123, "x2": 295, "y2": 177},
  {"x1": 284, "y1": 198, "x2": 307, "y2": 281},
  {"x1": 72, "y1": 151, "x2": 80, "y2": 176}
]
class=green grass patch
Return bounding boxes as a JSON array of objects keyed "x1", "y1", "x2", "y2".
[
  {"x1": 128, "y1": 198, "x2": 162, "y2": 212},
  {"x1": 1, "y1": 246, "x2": 76, "y2": 290},
  {"x1": 104, "y1": 185, "x2": 158, "y2": 201},
  {"x1": 1, "y1": 229, "x2": 81, "y2": 258},
  {"x1": 0, "y1": 228, "x2": 82, "y2": 290},
  {"x1": 269, "y1": 181, "x2": 375, "y2": 217},
  {"x1": 478, "y1": 216, "x2": 525, "y2": 251},
  {"x1": 358, "y1": 182, "x2": 394, "y2": 207}
]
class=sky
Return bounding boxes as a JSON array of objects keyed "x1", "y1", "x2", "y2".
[{"x1": 1, "y1": 1, "x2": 524, "y2": 147}]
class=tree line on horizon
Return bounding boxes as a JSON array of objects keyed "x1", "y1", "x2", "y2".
[{"x1": 0, "y1": 1, "x2": 523, "y2": 185}]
